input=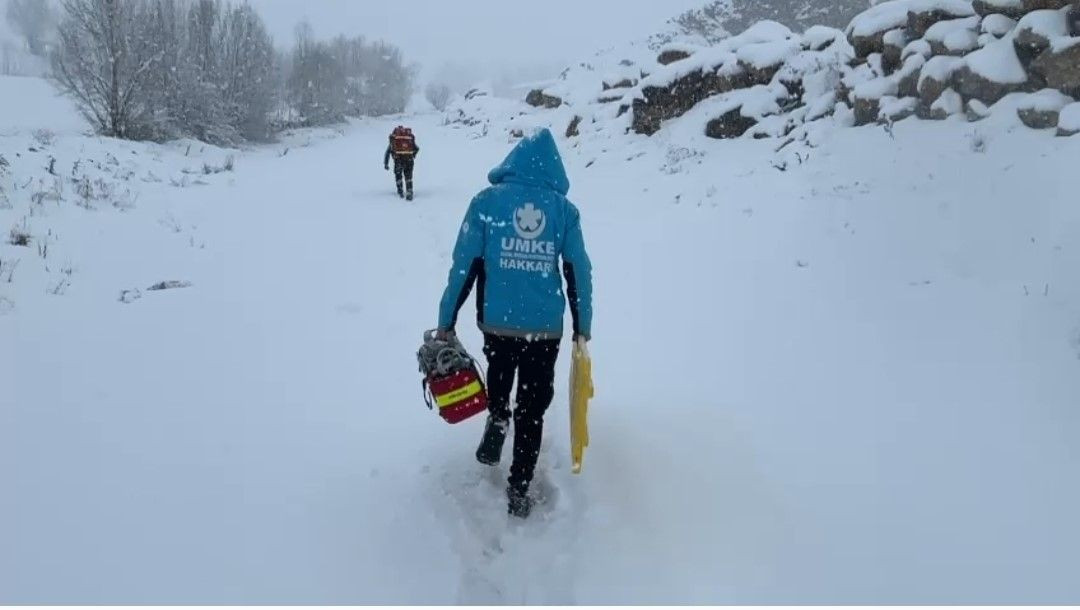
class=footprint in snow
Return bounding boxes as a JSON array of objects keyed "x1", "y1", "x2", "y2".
[{"x1": 430, "y1": 443, "x2": 581, "y2": 605}]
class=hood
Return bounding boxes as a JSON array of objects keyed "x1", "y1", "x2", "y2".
[{"x1": 487, "y1": 128, "x2": 570, "y2": 195}]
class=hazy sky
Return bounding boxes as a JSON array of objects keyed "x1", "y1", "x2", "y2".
[{"x1": 246, "y1": 1, "x2": 705, "y2": 80}]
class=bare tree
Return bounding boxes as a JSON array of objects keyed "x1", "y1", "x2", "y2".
[
  {"x1": 50, "y1": 0, "x2": 408, "y2": 141},
  {"x1": 174, "y1": 0, "x2": 234, "y2": 142},
  {"x1": 286, "y1": 22, "x2": 346, "y2": 126},
  {"x1": 51, "y1": 0, "x2": 158, "y2": 138},
  {"x1": 672, "y1": 1, "x2": 733, "y2": 43},
  {"x1": 358, "y1": 39, "x2": 414, "y2": 116},
  {"x1": 425, "y1": 82, "x2": 452, "y2": 111},
  {"x1": 51, "y1": 0, "x2": 279, "y2": 143},
  {"x1": 2, "y1": 40, "x2": 18, "y2": 75},
  {"x1": 134, "y1": 0, "x2": 185, "y2": 139},
  {"x1": 321, "y1": 34, "x2": 414, "y2": 119},
  {"x1": 6, "y1": 0, "x2": 56, "y2": 57},
  {"x1": 217, "y1": 3, "x2": 276, "y2": 140}
]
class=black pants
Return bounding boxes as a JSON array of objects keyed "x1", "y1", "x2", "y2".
[
  {"x1": 392, "y1": 156, "x2": 414, "y2": 195},
  {"x1": 483, "y1": 334, "x2": 560, "y2": 491}
]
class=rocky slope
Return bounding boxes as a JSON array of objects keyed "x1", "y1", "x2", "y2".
[{"x1": 519, "y1": 0, "x2": 1080, "y2": 141}]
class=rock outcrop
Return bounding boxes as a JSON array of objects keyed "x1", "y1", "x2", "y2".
[{"x1": 521, "y1": 0, "x2": 1080, "y2": 140}]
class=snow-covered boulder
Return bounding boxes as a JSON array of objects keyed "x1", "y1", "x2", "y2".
[
  {"x1": 981, "y1": 13, "x2": 1020, "y2": 36},
  {"x1": 1057, "y1": 100, "x2": 1080, "y2": 134},
  {"x1": 1016, "y1": 87, "x2": 1075, "y2": 126},
  {"x1": 775, "y1": 42, "x2": 851, "y2": 100},
  {"x1": 881, "y1": 29, "x2": 907, "y2": 72},
  {"x1": 930, "y1": 87, "x2": 966, "y2": 117},
  {"x1": 631, "y1": 21, "x2": 801, "y2": 135},
  {"x1": 848, "y1": 25, "x2": 898, "y2": 59},
  {"x1": 973, "y1": 0, "x2": 1024, "y2": 19},
  {"x1": 839, "y1": 59, "x2": 877, "y2": 102},
  {"x1": 897, "y1": 54, "x2": 928, "y2": 96},
  {"x1": 525, "y1": 89, "x2": 563, "y2": 108},
  {"x1": 847, "y1": 0, "x2": 977, "y2": 58},
  {"x1": 738, "y1": 39, "x2": 803, "y2": 84},
  {"x1": 747, "y1": 114, "x2": 799, "y2": 138},
  {"x1": 853, "y1": 76, "x2": 899, "y2": 124},
  {"x1": 908, "y1": 1, "x2": 979, "y2": 38},
  {"x1": 883, "y1": 29, "x2": 910, "y2": 72},
  {"x1": 805, "y1": 90, "x2": 840, "y2": 120},
  {"x1": 658, "y1": 48, "x2": 694, "y2": 66},
  {"x1": 966, "y1": 97, "x2": 994, "y2": 119},
  {"x1": 1012, "y1": 9, "x2": 1070, "y2": 65},
  {"x1": 804, "y1": 25, "x2": 845, "y2": 51},
  {"x1": 918, "y1": 55, "x2": 966, "y2": 110},
  {"x1": 632, "y1": 64, "x2": 750, "y2": 135},
  {"x1": 1030, "y1": 37, "x2": 1080, "y2": 96},
  {"x1": 702, "y1": 85, "x2": 788, "y2": 138},
  {"x1": 903, "y1": 38, "x2": 935, "y2": 59},
  {"x1": 948, "y1": 25, "x2": 983, "y2": 52},
  {"x1": 925, "y1": 16, "x2": 984, "y2": 54},
  {"x1": 602, "y1": 78, "x2": 637, "y2": 91},
  {"x1": 879, "y1": 95, "x2": 920, "y2": 120},
  {"x1": 953, "y1": 37, "x2": 1032, "y2": 103},
  {"x1": 847, "y1": 3, "x2": 910, "y2": 58},
  {"x1": 833, "y1": 100, "x2": 857, "y2": 126}
]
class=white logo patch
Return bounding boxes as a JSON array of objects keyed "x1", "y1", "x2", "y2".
[
  {"x1": 502, "y1": 203, "x2": 556, "y2": 276},
  {"x1": 514, "y1": 203, "x2": 546, "y2": 240}
]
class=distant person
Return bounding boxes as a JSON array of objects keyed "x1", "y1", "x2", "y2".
[
  {"x1": 384, "y1": 126, "x2": 419, "y2": 200},
  {"x1": 435, "y1": 128, "x2": 593, "y2": 519}
]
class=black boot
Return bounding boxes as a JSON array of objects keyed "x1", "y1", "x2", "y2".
[
  {"x1": 476, "y1": 416, "x2": 508, "y2": 465},
  {"x1": 507, "y1": 485, "x2": 532, "y2": 519}
]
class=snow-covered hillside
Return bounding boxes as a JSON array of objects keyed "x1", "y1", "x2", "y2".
[
  {"x1": 520, "y1": 0, "x2": 1080, "y2": 143},
  {"x1": 2, "y1": 56, "x2": 1079, "y2": 606}
]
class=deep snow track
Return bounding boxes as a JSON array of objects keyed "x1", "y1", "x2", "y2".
[
  {"x1": 1, "y1": 117, "x2": 598, "y2": 604},
  {"x1": 3, "y1": 113, "x2": 1080, "y2": 603}
]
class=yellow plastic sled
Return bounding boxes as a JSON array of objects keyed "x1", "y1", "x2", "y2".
[{"x1": 569, "y1": 337, "x2": 593, "y2": 474}]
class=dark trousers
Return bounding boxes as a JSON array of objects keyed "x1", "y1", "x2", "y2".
[
  {"x1": 392, "y1": 156, "x2": 414, "y2": 195},
  {"x1": 483, "y1": 334, "x2": 560, "y2": 491}
]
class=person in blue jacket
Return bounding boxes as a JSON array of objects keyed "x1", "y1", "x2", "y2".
[{"x1": 436, "y1": 128, "x2": 592, "y2": 518}]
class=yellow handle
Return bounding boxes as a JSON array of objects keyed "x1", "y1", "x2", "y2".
[{"x1": 570, "y1": 339, "x2": 593, "y2": 474}]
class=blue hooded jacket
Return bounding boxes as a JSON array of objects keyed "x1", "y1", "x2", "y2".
[{"x1": 438, "y1": 128, "x2": 593, "y2": 340}]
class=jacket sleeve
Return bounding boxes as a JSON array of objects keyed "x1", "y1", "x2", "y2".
[
  {"x1": 562, "y1": 204, "x2": 593, "y2": 340},
  {"x1": 383, "y1": 144, "x2": 391, "y2": 166},
  {"x1": 438, "y1": 194, "x2": 487, "y2": 330}
]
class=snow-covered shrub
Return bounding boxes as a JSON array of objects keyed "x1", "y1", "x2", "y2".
[
  {"x1": 674, "y1": 0, "x2": 871, "y2": 43},
  {"x1": 968, "y1": 128, "x2": 989, "y2": 152},
  {"x1": 52, "y1": 0, "x2": 278, "y2": 143},
  {"x1": 8, "y1": 223, "x2": 31, "y2": 247},
  {"x1": 201, "y1": 156, "x2": 235, "y2": 175},
  {"x1": 425, "y1": 83, "x2": 453, "y2": 112},
  {"x1": 32, "y1": 129, "x2": 56, "y2": 147}
]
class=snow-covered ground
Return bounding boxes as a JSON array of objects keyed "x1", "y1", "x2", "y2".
[{"x1": 2, "y1": 76, "x2": 1079, "y2": 603}]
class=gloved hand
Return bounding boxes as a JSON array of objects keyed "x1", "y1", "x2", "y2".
[
  {"x1": 384, "y1": 164, "x2": 389, "y2": 171},
  {"x1": 573, "y1": 333, "x2": 590, "y2": 344},
  {"x1": 435, "y1": 328, "x2": 455, "y2": 342}
]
